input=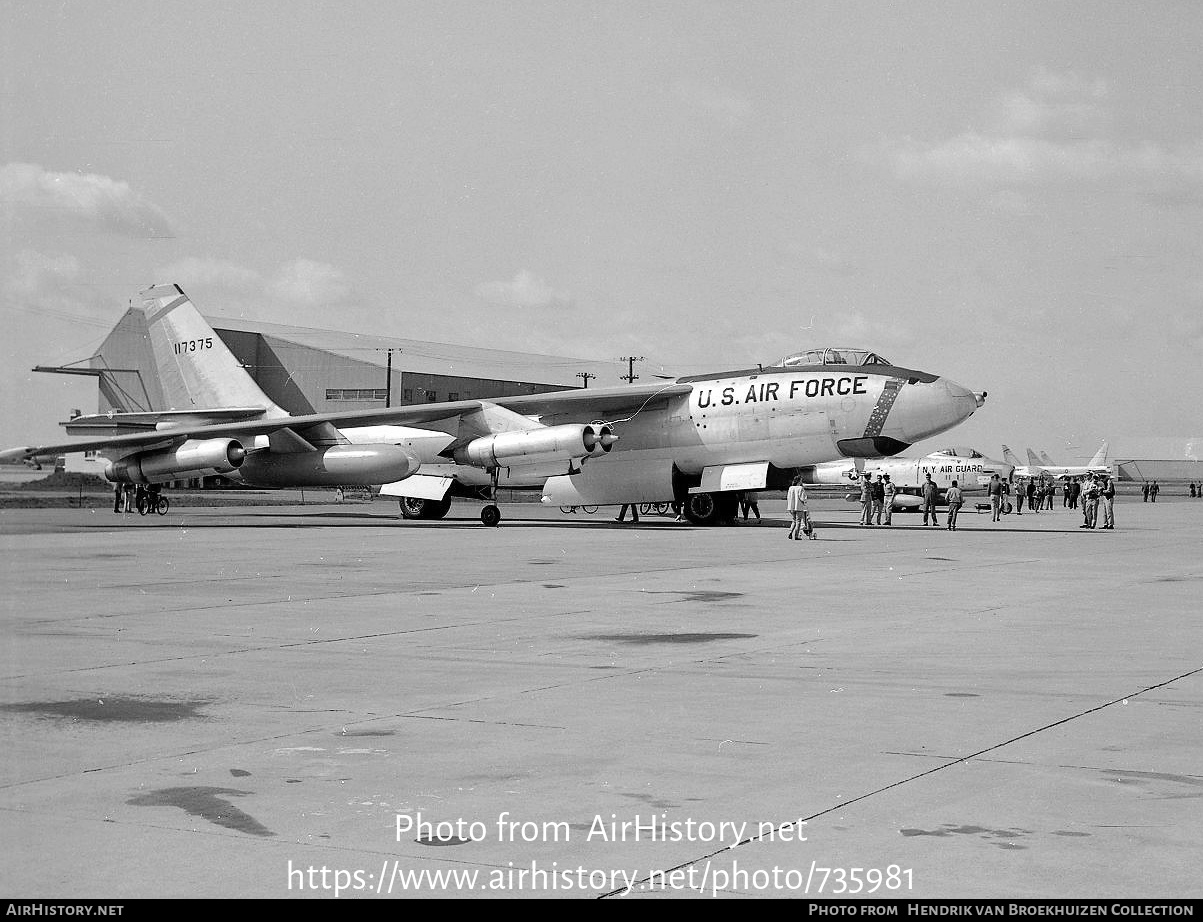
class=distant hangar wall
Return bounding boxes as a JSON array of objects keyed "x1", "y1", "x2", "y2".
[{"x1": 80, "y1": 310, "x2": 623, "y2": 415}]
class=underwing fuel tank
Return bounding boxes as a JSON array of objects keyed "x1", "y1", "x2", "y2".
[
  {"x1": 105, "y1": 438, "x2": 246, "y2": 483},
  {"x1": 238, "y1": 444, "x2": 420, "y2": 487},
  {"x1": 453, "y1": 423, "x2": 615, "y2": 468}
]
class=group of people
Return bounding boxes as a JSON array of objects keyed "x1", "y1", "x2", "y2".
[
  {"x1": 1142, "y1": 481, "x2": 1161, "y2": 502},
  {"x1": 111, "y1": 481, "x2": 161, "y2": 514},
  {"x1": 1013, "y1": 477, "x2": 1056, "y2": 513},
  {"x1": 1190, "y1": 483, "x2": 1202, "y2": 498},
  {"x1": 857, "y1": 473, "x2": 898, "y2": 526},
  {"x1": 1077, "y1": 472, "x2": 1116, "y2": 529}
]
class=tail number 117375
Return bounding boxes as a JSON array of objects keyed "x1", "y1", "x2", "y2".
[{"x1": 174, "y1": 337, "x2": 214, "y2": 354}]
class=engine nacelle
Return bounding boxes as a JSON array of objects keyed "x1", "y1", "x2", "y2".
[
  {"x1": 238, "y1": 444, "x2": 419, "y2": 487},
  {"x1": 105, "y1": 438, "x2": 246, "y2": 484},
  {"x1": 453, "y1": 423, "x2": 615, "y2": 468}
]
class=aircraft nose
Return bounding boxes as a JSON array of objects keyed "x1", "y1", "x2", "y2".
[{"x1": 887, "y1": 376, "x2": 983, "y2": 444}]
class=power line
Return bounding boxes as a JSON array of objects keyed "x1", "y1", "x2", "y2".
[{"x1": 619, "y1": 356, "x2": 644, "y2": 383}]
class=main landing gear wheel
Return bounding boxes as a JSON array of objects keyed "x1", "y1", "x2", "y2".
[
  {"x1": 399, "y1": 497, "x2": 452, "y2": 520},
  {"x1": 683, "y1": 492, "x2": 739, "y2": 525},
  {"x1": 480, "y1": 504, "x2": 501, "y2": 527}
]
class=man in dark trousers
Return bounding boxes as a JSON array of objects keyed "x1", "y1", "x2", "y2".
[
  {"x1": 987, "y1": 473, "x2": 1005, "y2": 522},
  {"x1": 921, "y1": 473, "x2": 940, "y2": 526}
]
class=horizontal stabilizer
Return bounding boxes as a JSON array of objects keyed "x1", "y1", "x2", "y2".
[{"x1": 64, "y1": 408, "x2": 269, "y2": 434}]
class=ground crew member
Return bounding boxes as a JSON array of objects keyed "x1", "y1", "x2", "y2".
[
  {"x1": 946, "y1": 480, "x2": 964, "y2": 531},
  {"x1": 882, "y1": 474, "x2": 895, "y2": 526},
  {"x1": 921, "y1": 473, "x2": 940, "y2": 526}
]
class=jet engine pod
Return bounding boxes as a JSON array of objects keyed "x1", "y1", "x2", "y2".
[
  {"x1": 455, "y1": 423, "x2": 615, "y2": 468},
  {"x1": 238, "y1": 444, "x2": 420, "y2": 487},
  {"x1": 105, "y1": 438, "x2": 246, "y2": 483}
]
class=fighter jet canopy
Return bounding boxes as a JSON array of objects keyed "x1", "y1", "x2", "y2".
[
  {"x1": 775, "y1": 348, "x2": 893, "y2": 368},
  {"x1": 933, "y1": 447, "x2": 985, "y2": 459}
]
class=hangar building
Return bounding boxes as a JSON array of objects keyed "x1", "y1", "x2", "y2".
[{"x1": 39, "y1": 309, "x2": 627, "y2": 419}]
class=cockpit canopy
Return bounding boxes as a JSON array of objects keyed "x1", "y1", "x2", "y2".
[
  {"x1": 932, "y1": 447, "x2": 985, "y2": 459},
  {"x1": 775, "y1": 347, "x2": 893, "y2": 368}
]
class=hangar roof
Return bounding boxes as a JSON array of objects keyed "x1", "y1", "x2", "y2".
[{"x1": 206, "y1": 315, "x2": 621, "y2": 387}]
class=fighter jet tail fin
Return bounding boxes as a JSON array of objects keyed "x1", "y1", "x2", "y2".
[
  {"x1": 1002, "y1": 444, "x2": 1023, "y2": 467},
  {"x1": 1088, "y1": 441, "x2": 1109, "y2": 468}
]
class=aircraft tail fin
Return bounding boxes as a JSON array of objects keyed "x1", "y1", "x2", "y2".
[
  {"x1": 141, "y1": 284, "x2": 285, "y2": 416},
  {"x1": 1088, "y1": 441, "x2": 1109, "y2": 468},
  {"x1": 1001, "y1": 444, "x2": 1023, "y2": 467},
  {"x1": 1026, "y1": 448, "x2": 1042, "y2": 467}
]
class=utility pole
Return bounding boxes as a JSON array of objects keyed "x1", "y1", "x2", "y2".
[
  {"x1": 379, "y1": 348, "x2": 400, "y2": 407},
  {"x1": 576, "y1": 371, "x2": 595, "y2": 388},
  {"x1": 619, "y1": 356, "x2": 644, "y2": 384}
]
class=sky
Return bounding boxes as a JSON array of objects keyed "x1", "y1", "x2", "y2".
[{"x1": 2, "y1": 0, "x2": 1201, "y2": 462}]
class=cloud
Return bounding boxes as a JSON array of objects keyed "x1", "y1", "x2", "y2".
[
  {"x1": 5, "y1": 250, "x2": 82, "y2": 301},
  {"x1": 881, "y1": 135, "x2": 1203, "y2": 184},
  {"x1": 153, "y1": 257, "x2": 357, "y2": 317},
  {"x1": 155, "y1": 257, "x2": 262, "y2": 292},
  {"x1": 670, "y1": 79, "x2": 752, "y2": 126},
  {"x1": 473, "y1": 270, "x2": 571, "y2": 308},
  {"x1": 869, "y1": 69, "x2": 1203, "y2": 188},
  {"x1": 0, "y1": 249, "x2": 120, "y2": 333},
  {"x1": 267, "y1": 259, "x2": 352, "y2": 306},
  {"x1": 0, "y1": 162, "x2": 175, "y2": 238}
]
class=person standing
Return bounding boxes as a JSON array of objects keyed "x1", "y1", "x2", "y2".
[
  {"x1": 742, "y1": 490, "x2": 761, "y2": 523},
  {"x1": 1142, "y1": 482, "x2": 1149, "y2": 502},
  {"x1": 1150, "y1": 480, "x2": 1159, "y2": 503},
  {"x1": 1081, "y1": 475, "x2": 1100, "y2": 528},
  {"x1": 946, "y1": 480, "x2": 964, "y2": 531},
  {"x1": 1026, "y1": 478, "x2": 1038, "y2": 514},
  {"x1": 1099, "y1": 475, "x2": 1116, "y2": 529},
  {"x1": 113, "y1": 482, "x2": 125, "y2": 514},
  {"x1": 859, "y1": 475, "x2": 874, "y2": 526},
  {"x1": 1014, "y1": 477, "x2": 1025, "y2": 515},
  {"x1": 616, "y1": 503, "x2": 640, "y2": 523},
  {"x1": 882, "y1": 474, "x2": 896, "y2": 526},
  {"x1": 921, "y1": 472, "x2": 940, "y2": 526},
  {"x1": 1063, "y1": 481, "x2": 1071, "y2": 507},
  {"x1": 786, "y1": 474, "x2": 815, "y2": 540},
  {"x1": 871, "y1": 475, "x2": 885, "y2": 525},
  {"x1": 1069, "y1": 478, "x2": 1081, "y2": 509},
  {"x1": 987, "y1": 473, "x2": 1005, "y2": 522}
]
